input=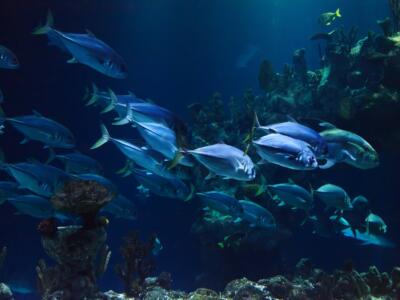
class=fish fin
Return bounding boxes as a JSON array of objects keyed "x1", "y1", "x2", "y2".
[
  {"x1": 255, "y1": 184, "x2": 266, "y2": 197},
  {"x1": 318, "y1": 121, "x2": 336, "y2": 129},
  {"x1": 205, "y1": 172, "x2": 216, "y2": 180},
  {"x1": 278, "y1": 201, "x2": 285, "y2": 207},
  {"x1": 257, "y1": 159, "x2": 267, "y2": 165},
  {"x1": 335, "y1": 8, "x2": 341, "y2": 18},
  {"x1": 67, "y1": 57, "x2": 78, "y2": 64},
  {"x1": 167, "y1": 151, "x2": 183, "y2": 169},
  {"x1": 85, "y1": 83, "x2": 99, "y2": 106},
  {"x1": 185, "y1": 184, "x2": 195, "y2": 202},
  {"x1": 85, "y1": 29, "x2": 96, "y2": 37},
  {"x1": 91, "y1": 124, "x2": 110, "y2": 149},
  {"x1": 32, "y1": 110, "x2": 44, "y2": 117},
  {"x1": 217, "y1": 242, "x2": 225, "y2": 249},
  {"x1": 32, "y1": 10, "x2": 54, "y2": 35},
  {"x1": 287, "y1": 115, "x2": 297, "y2": 123},
  {"x1": 342, "y1": 150, "x2": 356, "y2": 161},
  {"x1": 46, "y1": 148, "x2": 56, "y2": 164},
  {"x1": 20, "y1": 138, "x2": 30, "y2": 145},
  {"x1": 112, "y1": 106, "x2": 132, "y2": 126},
  {"x1": 101, "y1": 88, "x2": 117, "y2": 114}
]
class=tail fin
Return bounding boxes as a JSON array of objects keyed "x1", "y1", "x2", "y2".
[
  {"x1": 168, "y1": 151, "x2": 184, "y2": 169},
  {"x1": 185, "y1": 184, "x2": 196, "y2": 202},
  {"x1": 112, "y1": 105, "x2": 132, "y2": 126},
  {"x1": 101, "y1": 88, "x2": 117, "y2": 114},
  {"x1": 85, "y1": 83, "x2": 100, "y2": 106},
  {"x1": 335, "y1": 8, "x2": 341, "y2": 18},
  {"x1": 116, "y1": 160, "x2": 133, "y2": 177},
  {"x1": 243, "y1": 112, "x2": 260, "y2": 153},
  {"x1": 33, "y1": 10, "x2": 54, "y2": 35},
  {"x1": 91, "y1": 124, "x2": 111, "y2": 149}
]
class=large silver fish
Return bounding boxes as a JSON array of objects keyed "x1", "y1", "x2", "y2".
[
  {"x1": 255, "y1": 114, "x2": 327, "y2": 156},
  {"x1": 196, "y1": 191, "x2": 243, "y2": 218},
  {"x1": 341, "y1": 228, "x2": 395, "y2": 248},
  {"x1": 320, "y1": 124, "x2": 378, "y2": 169},
  {"x1": 33, "y1": 12, "x2": 127, "y2": 79},
  {"x1": 186, "y1": 143, "x2": 256, "y2": 181},
  {"x1": 132, "y1": 168, "x2": 194, "y2": 201},
  {"x1": 0, "y1": 111, "x2": 75, "y2": 149},
  {"x1": 2, "y1": 162, "x2": 71, "y2": 197},
  {"x1": 315, "y1": 184, "x2": 353, "y2": 211},
  {"x1": 268, "y1": 183, "x2": 313, "y2": 211},
  {"x1": 54, "y1": 152, "x2": 103, "y2": 174},
  {"x1": 253, "y1": 134, "x2": 318, "y2": 170},
  {"x1": 7, "y1": 194, "x2": 54, "y2": 219},
  {"x1": 239, "y1": 200, "x2": 276, "y2": 230},
  {"x1": 91, "y1": 124, "x2": 176, "y2": 179}
]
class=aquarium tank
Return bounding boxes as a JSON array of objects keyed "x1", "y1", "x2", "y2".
[{"x1": 0, "y1": 0, "x2": 400, "y2": 299}]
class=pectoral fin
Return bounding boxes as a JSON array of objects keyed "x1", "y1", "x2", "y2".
[{"x1": 67, "y1": 57, "x2": 78, "y2": 64}]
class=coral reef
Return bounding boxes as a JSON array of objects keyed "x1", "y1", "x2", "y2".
[
  {"x1": 115, "y1": 232, "x2": 155, "y2": 297},
  {"x1": 36, "y1": 180, "x2": 113, "y2": 300},
  {"x1": 102, "y1": 259, "x2": 400, "y2": 299}
]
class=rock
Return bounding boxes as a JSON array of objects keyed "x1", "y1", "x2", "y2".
[{"x1": 188, "y1": 288, "x2": 219, "y2": 300}]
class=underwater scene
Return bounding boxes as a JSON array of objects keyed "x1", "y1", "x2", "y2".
[{"x1": 0, "y1": 0, "x2": 400, "y2": 299}]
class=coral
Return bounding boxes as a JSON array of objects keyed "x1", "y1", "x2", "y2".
[
  {"x1": 362, "y1": 266, "x2": 392, "y2": 295},
  {"x1": 50, "y1": 180, "x2": 115, "y2": 229},
  {"x1": 292, "y1": 48, "x2": 308, "y2": 84},
  {"x1": 115, "y1": 232, "x2": 156, "y2": 297},
  {"x1": 37, "y1": 226, "x2": 110, "y2": 300},
  {"x1": 258, "y1": 59, "x2": 276, "y2": 92}
]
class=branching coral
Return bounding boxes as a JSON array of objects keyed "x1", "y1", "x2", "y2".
[{"x1": 115, "y1": 231, "x2": 156, "y2": 297}]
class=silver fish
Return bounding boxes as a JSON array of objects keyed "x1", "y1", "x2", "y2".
[
  {"x1": 239, "y1": 200, "x2": 276, "y2": 230},
  {"x1": 33, "y1": 11, "x2": 127, "y2": 79},
  {"x1": 7, "y1": 194, "x2": 54, "y2": 219},
  {"x1": 341, "y1": 228, "x2": 395, "y2": 248},
  {"x1": 365, "y1": 213, "x2": 387, "y2": 235},
  {"x1": 315, "y1": 184, "x2": 353, "y2": 211},
  {"x1": 0, "y1": 111, "x2": 75, "y2": 149},
  {"x1": 91, "y1": 124, "x2": 176, "y2": 179},
  {"x1": 253, "y1": 134, "x2": 318, "y2": 170},
  {"x1": 268, "y1": 183, "x2": 313, "y2": 211},
  {"x1": 102, "y1": 194, "x2": 137, "y2": 221},
  {"x1": 0, "y1": 45, "x2": 19, "y2": 69},
  {"x1": 197, "y1": 191, "x2": 243, "y2": 218},
  {"x1": 2, "y1": 162, "x2": 71, "y2": 197},
  {"x1": 54, "y1": 152, "x2": 102, "y2": 174},
  {"x1": 187, "y1": 143, "x2": 256, "y2": 181}
]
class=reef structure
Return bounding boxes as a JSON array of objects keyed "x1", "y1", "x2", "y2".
[{"x1": 36, "y1": 180, "x2": 113, "y2": 300}]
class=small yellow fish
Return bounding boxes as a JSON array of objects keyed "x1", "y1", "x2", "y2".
[{"x1": 319, "y1": 8, "x2": 341, "y2": 26}]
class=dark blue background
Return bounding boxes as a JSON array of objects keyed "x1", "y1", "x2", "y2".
[{"x1": 0, "y1": 1, "x2": 397, "y2": 298}]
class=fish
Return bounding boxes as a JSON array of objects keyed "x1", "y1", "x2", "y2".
[
  {"x1": 84, "y1": 84, "x2": 145, "y2": 112},
  {"x1": 0, "y1": 181, "x2": 24, "y2": 205},
  {"x1": 196, "y1": 191, "x2": 244, "y2": 218},
  {"x1": 268, "y1": 183, "x2": 313, "y2": 211},
  {"x1": 91, "y1": 124, "x2": 176, "y2": 179},
  {"x1": 341, "y1": 228, "x2": 395, "y2": 248},
  {"x1": 351, "y1": 195, "x2": 370, "y2": 214},
  {"x1": 2, "y1": 162, "x2": 72, "y2": 197},
  {"x1": 131, "y1": 168, "x2": 194, "y2": 201},
  {"x1": 102, "y1": 194, "x2": 137, "y2": 221},
  {"x1": 254, "y1": 115, "x2": 327, "y2": 156},
  {"x1": 108, "y1": 89, "x2": 177, "y2": 126},
  {"x1": 7, "y1": 194, "x2": 54, "y2": 219},
  {"x1": 314, "y1": 184, "x2": 353, "y2": 211},
  {"x1": 0, "y1": 111, "x2": 75, "y2": 149},
  {"x1": 185, "y1": 143, "x2": 256, "y2": 181},
  {"x1": 365, "y1": 213, "x2": 387, "y2": 235},
  {"x1": 239, "y1": 200, "x2": 276, "y2": 230},
  {"x1": 131, "y1": 119, "x2": 179, "y2": 161},
  {"x1": 53, "y1": 152, "x2": 103, "y2": 174},
  {"x1": 152, "y1": 237, "x2": 164, "y2": 256},
  {"x1": 253, "y1": 134, "x2": 318, "y2": 170},
  {"x1": 33, "y1": 11, "x2": 127, "y2": 79},
  {"x1": 0, "y1": 45, "x2": 19, "y2": 69},
  {"x1": 319, "y1": 8, "x2": 341, "y2": 26}
]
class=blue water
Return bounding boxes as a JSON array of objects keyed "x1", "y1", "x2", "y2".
[{"x1": 0, "y1": 1, "x2": 398, "y2": 298}]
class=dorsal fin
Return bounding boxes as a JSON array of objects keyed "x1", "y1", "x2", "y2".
[
  {"x1": 32, "y1": 110, "x2": 44, "y2": 117},
  {"x1": 85, "y1": 29, "x2": 96, "y2": 37},
  {"x1": 287, "y1": 115, "x2": 297, "y2": 123}
]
